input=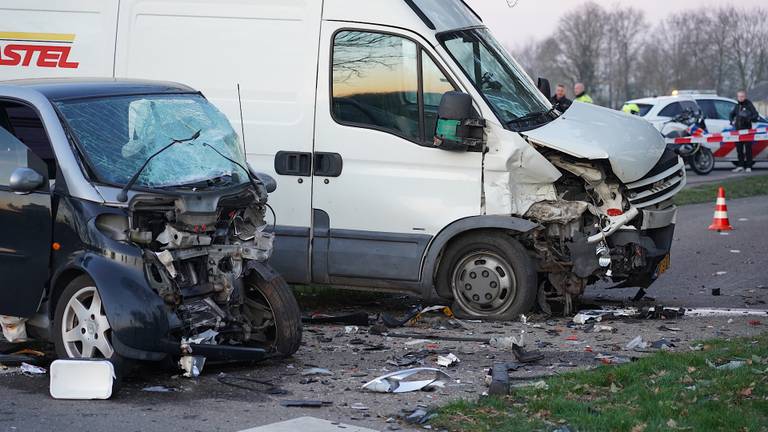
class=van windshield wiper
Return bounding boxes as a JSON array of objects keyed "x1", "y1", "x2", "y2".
[
  {"x1": 116, "y1": 130, "x2": 201, "y2": 202},
  {"x1": 506, "y1": 107, "x2": 558, "y2": 127}
]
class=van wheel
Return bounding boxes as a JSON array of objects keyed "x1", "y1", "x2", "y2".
[
  {"x1": 437, "y1": 232, "x2": 537, "y2": 321},
  {"x1": 53, "y1": 275, "x2": 124, "y2": 364},
  {"x1": 244, "y1": 273, "x2": 302, "y2": 357}
]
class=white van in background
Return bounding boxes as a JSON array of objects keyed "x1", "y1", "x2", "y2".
[{"x1": 1, "y1": 0, "x2": 684, "y2": 319}]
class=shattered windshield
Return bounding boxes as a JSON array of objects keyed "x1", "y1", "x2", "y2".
[
  {"x1": 56, "y1": 93, "x2": 248, "y2": 190},
  {"x1": 439, "y1": 28, "x2": 554, "y2": 131}
]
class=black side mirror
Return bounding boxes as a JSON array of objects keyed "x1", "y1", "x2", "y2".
[
  {"x1": 247, "y1": 163, "x2": 277, "y2": 194},
  {"x1": 433, "y1": 92, "x2": 485, "y2": 151},
  {"x1": 9, "y1": 167, "x2": 44, "y2": 194},
  {"x1": 537, "y1": 77, "x2": 551, "y2": 100}
]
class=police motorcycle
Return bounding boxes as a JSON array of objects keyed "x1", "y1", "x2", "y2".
[{"x1": 660, "y1": 109, "x2": 715, "y2": 175}]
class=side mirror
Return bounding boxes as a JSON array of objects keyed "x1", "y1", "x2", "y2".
[
  {"x1": 537, "y1": 77, "x2": 551, "y2": 100},
  {"x1": 433, "y1": 91, "x2": 486, "y2": 151},
  {"x1": 9, "y1": 167, "x2": 44, "y2": 194},
  {"x1": 247, "y1": 163, "x2": 277, "y2": 194}
]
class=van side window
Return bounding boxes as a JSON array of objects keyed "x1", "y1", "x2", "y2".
[
  {"x1": 0, "y1": 101, "x2": 56, "y2": 179},
  {"x1": 331, "y1": 30, "x2": 457, "y2": 144}
]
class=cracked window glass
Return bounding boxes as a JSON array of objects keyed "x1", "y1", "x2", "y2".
[{"x1": 56, "y1": 94, "x2": 248, "y2": 190}]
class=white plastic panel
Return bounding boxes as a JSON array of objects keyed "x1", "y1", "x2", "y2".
[
  {"x1": 0, "y1": 0, "x2": 118, "y2": 80},
  {"x1": 49, "y1": 360, "x2": 114, "y2": 400}
]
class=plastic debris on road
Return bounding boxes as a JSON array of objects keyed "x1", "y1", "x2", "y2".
[
  {"x1": 362, "y1": 368, "x2": 451, "y2": 393},
  {"x1": 179, "y1": 355, "x2": 205, "y2": 378},
  {"x1": 626, "y1": 336, "x2": 649, "y2": 350},
  {"x1": 301, "y1": 367, "x2": 334, "y2": 376},
  {"x1": 49, "y1": 360, "x2": 114, "y2": 400},
  {"x1": 436, "y1": 353, "x2": 460, "y2": 367},
  {"x1": 20, "y1": 362, "x2": 46, "y2": 375}
]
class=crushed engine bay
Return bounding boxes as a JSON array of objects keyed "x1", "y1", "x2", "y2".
[
  {"x1": 101, "y1": 187, "x2": 279, "y2": 350},
  {"x1": 521, "y1": 151, "x2": 670, "y2": 314}
]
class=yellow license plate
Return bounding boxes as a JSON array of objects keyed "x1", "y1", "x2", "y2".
[{"x1": 657, "y1": 254, "x2": 671, "y2": 274}]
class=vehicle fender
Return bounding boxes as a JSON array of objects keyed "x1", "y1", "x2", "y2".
[
  {"x1": 51, "y1": 251, "x2": 176, "y2": 361},
  {"x1": 419, "y1": 215, "x2": 539, "y2": 298}
]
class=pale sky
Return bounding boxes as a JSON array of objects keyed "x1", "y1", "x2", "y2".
[{"x1": 466, "y1": 0, "x2": 765, "y2": 48}]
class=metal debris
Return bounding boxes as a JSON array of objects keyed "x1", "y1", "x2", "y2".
[
  {"x1": 362, "y1": 368, "x2": 451, "y2": 393},
  {"x1": 301, "y1": 367, "x2": 334, "y2": 376}
]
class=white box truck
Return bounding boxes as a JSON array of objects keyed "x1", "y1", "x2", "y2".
[{"x1": 1, "y1": 0, "x2": 685, "y2": 319}]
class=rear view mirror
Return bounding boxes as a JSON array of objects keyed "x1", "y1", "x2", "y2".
[
  {"x1": 9, "y1": 167, "x2": 44, "y2": 194},
  {"x1": 247, "y1": 163, "x2": 277, "y2": 194},
  {"x1": 433, "y1": 92, "x2": 486, "y2": 151},
  {"x1": 537, "y1": 77, "x2": 551, "y2": 99}
]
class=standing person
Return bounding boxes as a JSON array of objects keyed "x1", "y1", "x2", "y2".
[
  {"x1": 573, "y1": 82, "x2": 593, "y2": 104},
  {"x1": 551, "y1": 84, "x2": 572, "y2": 112},
  {"x1": 729, "y1": 90, "x2": 759, "y2": 173}
]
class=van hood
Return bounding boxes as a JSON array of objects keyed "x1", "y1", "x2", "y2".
[{"x1": 522, "y1": 102, "x2": 665, "y2": 183}]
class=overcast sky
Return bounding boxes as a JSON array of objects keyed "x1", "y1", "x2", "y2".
[{"x1": 466, "y1": 0, "x2": 765, "y2": 48}]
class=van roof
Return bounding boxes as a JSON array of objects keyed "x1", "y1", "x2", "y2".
[{"x1": 0, "y1": 78, "x2": 196, "y2": 101}]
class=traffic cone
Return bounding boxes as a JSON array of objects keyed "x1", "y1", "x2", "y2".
[{"x1": 708, "y1": 187, "x2": 733, "y2": 231}]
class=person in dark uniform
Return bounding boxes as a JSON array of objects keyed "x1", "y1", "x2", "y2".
[
  {"x1": 729, "y1": 90, "x2": 760, "y2": 173},
  {"x1": 551, "y1": 84, "x2": 572, "y2": 112}
]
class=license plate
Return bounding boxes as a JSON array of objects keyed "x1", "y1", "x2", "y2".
[{"x1": 657, "y1": 254, "x2": 671, "y2": 274}]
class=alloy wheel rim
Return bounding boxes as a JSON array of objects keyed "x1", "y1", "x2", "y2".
[
  {"x1": 62, "y1": 286, "x2": 114, "y2": 359},
  {"x1": 451, "y1": 251, "x2": 517, "y2": 316},
  {"x1": 694, "y1": 150, "x2": 714, "y2": 172}
]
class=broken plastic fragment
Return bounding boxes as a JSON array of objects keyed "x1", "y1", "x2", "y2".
[
  {"x1": 179, "y1": 355, "x2": 205, "y2": 378},
  {"x1": 436, "y1": 353, "x2": 460, "y2": 367},
  {"x1": 20, "y1": 362, "x2": 46, "y2": 375},
  {"x1": 362, "y1": 368, "x2": 451, "y2": 393},
  {"x1": 0, "y1": 316, "x2": 28, "y2": 343},
  {"x1": 625, "y1": 336, "x2": 648, "y2": 350}
]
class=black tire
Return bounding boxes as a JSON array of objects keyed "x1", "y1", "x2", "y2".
[
  {"x1": 437, "y1": 231, "x2": 537, "y2": 321},
  {"x1": 689, "y1": 148, "x2": 715, "y2": 175},
  {"x1": 52, "y1": 275, "x2": 131, "y2": 376},
  {"x1": 245, "y1": 273, "x2": 302, "y2": 357}
]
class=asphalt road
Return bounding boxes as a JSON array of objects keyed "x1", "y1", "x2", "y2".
[
  {"x1": 589, "y1": 195, "x2": 768, "y2": 308},
  {"x1": 685, "y1": 162, "x2": 766, "y2": 186},
  {"x1": 1, "y1": 196, "x2": 766, "y2": 432}
]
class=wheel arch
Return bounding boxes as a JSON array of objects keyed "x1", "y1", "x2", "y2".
[
  {"x1": 48, "y1": 267, "x2": 88, "y2": 321},
  {"x1": 420, "y1": 215, "x2": 539, "y2": 298}
]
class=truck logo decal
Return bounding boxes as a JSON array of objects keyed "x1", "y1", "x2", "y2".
[{"x1": 0, "y1": 31, "x2": 79, "y2": 69}]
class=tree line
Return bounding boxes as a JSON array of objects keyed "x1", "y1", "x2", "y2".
[{"x1": 512, "y1": 3, "x2": 768, "y2": 108}]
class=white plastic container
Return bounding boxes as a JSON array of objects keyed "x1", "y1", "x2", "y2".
[{"x1": 49, "y1": 360, "x2": 114, "y2": 400}]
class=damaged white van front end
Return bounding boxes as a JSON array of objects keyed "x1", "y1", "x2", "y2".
[{"x1": 484, "y1": 102, "x2": 684, "y2": 313}]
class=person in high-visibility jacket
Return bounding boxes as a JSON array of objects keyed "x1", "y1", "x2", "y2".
[
  {"x1": 573, "y1": 83, "x2": 593, "y2": 104},
  {"x1": 622, "y1": 103, "x2": 640, "y2": 115}
]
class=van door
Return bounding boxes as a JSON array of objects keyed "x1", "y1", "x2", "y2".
[
  {"x1": 0, "y1": 109, "x2": 52, "y2": 317},
  {"x1": 311, "y1": 23, "x2": 482, "y2": 285}
]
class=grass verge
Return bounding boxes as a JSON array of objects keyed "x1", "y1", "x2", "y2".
[
  {"x1": 675, "y1": 174, "x2": 768, "y2": 205},
  {"x1": 434, "y1": 334, "x2": 768, "y2": 432}
]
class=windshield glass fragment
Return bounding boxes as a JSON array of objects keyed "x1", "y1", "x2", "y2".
[
  {"x1": 439, "y1": 28, "x2": 553, "y2": 130},
  {"x1": 56, "y1": 94, "x2": 248, "y2": 190}
]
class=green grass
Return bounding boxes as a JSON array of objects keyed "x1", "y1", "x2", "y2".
[
  {"x1": 675, "y1": 174, "x2": 768, "y2": 205},
  {"x1": 434, "y1": 334, "x2": 768, "y2": 432}
]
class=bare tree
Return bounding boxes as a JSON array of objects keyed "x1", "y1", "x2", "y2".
[
  {"x1": 723, "y1": 7, "x2": 768, "y2": 92},
  {"x1": 556, "y1": 2, "x2": 607, "y2": 91},
  {"x1": 603, "y1": 6, "x2": 646, "y2": 107}
]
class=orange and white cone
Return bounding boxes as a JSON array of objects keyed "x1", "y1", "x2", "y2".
[{"x1": 708, "y1": 187, "x2": 733, "y2": 231}]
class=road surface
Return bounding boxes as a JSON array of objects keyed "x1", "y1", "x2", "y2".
[{"x1": 1, "y1": 197, "x2": 766, "y2": 432}]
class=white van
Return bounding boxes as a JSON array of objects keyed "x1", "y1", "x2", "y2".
[{"x1": 1, "y1": 0, "x2": 685, "y2": 319}]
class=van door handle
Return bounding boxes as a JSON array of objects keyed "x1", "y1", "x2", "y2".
[
  {"x1": 275, "y1": 151, "x2": 312, "y2": 176},
  {"x1": 314, "y1": 152, "x2": 343, "y2": 177}
]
